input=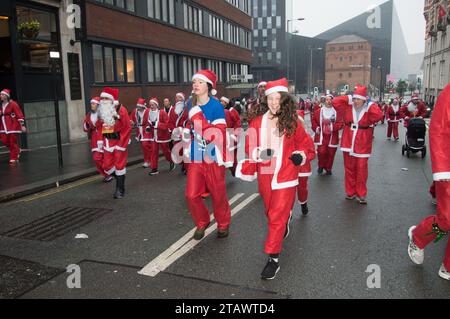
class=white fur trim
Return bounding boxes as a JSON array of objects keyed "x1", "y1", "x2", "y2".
[
  {"x1": 434, "y1": 172, "x2": 450, "y2": 181},
  {"x1": 235, "y1": 161, "x2": 257, "y2": 182},
  {"x1": 1, "y1": 90, "x2": 10, "y2": 98},
  {"x1": 265, "y1": 86, "x2": 288, "y2": 96},
  {"x1": 116, "y1": 168, "x2": 127, "y2": 176},
  {"x1": 100, "y1": 92, "x2": 114, "y2": 101},
  {"x1": 353, "y1": 94, "x2": 366, "y2": 101},
  {"x1": 212, "y1": 119, "x2": 227, "y2": 126},
  {"x1": 105, "y1": 167, "x2": 116, "y2": 175},
  {"x1": 298, "y1": 172, "x2": 312, "y2": 177},
  {"x1": 221, "y1": 97, "x2": 230, "y2": 104},
  {"x1": 91, "y1": 99, "x2": 100, "y2": 105},
  {"x1": 189, "y1": 106, "x2": 202, "y2": 119},
  {"x1": 192, "y1": 74, "x2": 213, "y2": 86}
]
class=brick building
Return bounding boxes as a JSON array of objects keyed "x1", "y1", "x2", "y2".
[
  {"x1": 0, "y1": 0, "x2": 252, "y2": 148},
  {"x1": 423, "y1": 0, "x2": 450, "y2": 103},
  {"x1": 325, "y1": 35, "x2": 372, "y2": 93}
]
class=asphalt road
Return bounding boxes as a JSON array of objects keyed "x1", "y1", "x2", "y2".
[{"x1": 0, "y1": 119, "x2": 449, "y2": 299}]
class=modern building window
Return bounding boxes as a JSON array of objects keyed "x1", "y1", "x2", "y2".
[
  {"x1": 183, "y1": 3, "x2": 202, "y2": 32},
  {"x1": 276, "y1": 16, "x2": 281, "y2": 28},
  {"x1": 147, "y1": 51, "x2": 175, "y2": 83},
  {"x1": 148, "y1": 0, "x2": 175, "y2": 24},
  {"x1": 92, "y1": 44, "x2": 136, "y2": 83},
  {"x1": 17, "y1": 6, "x2": 59, "y2": 73},
  {"x1": 183, "y1": 56, "x2": 202, "y2": 83},
  {"x1": 207, "y1": 60, "x2": 223, "y2": 83},
  {"x1": 225, "y1": 0, "x2": 251, "y2": 15},
  {"x1": 93, "y1": 45, "x2": 104, "y2": 82},
  {"x1": 95, "y1": 0, "x2": 135, "y2": 12}
]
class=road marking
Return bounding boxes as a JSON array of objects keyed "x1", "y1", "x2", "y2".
[{"x1": 138, "y1": 192, "x2": 259, "y2": 277}]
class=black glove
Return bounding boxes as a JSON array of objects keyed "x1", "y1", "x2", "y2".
[
  {"x1": 151, "y1": 121, "x2": 156, "y2": 127},
  {"x1": 85, "y1": 123, "x2": 90, "y2": 130},
  {"x1": 290, "y1": 153, "x2": 304, "y2": 166},
  {"x1": 330, "y1": 115, "x2": 336, "y2": 123},
  {"x1": 145, "y1": 126, "x2": 151, "y2": 133},
  {"x1": 260, "y1": 149, "x2": 275, "y2": 161}
]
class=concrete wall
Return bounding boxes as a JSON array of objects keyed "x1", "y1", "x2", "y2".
[{"x1": 24, "y1": 101, "x2": 70, "y2": 149}]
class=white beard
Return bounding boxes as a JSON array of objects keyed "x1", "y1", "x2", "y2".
[
  {"x1": 99, "y1": 100, "x2": 117, "y2": 127},
  {"x1": 149, "y1": 109, "x2": 158, "y2": 122},
  {"x1": 407, "y1": 102, "x2": 417, "y2": 113}
]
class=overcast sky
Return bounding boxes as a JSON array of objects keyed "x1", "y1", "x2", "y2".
[{"x1": 289, "y1": 0, "x2": 426, "y2": 54}]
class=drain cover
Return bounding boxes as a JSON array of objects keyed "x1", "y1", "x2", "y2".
[{"x1": 1, "y1": 207, "x2": 112, "y2": 241}]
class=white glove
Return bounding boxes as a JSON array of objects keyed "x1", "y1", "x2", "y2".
[
  {"x1": 171, "y1": 127, "x2": 182, "y2": 142},
  {"x1": 316, "y1": 127, "x2": 321, "y2": 134},
  {"x1": 181, "y1": 128, "x2": 191, "y2": 143},
  {"x1": 97, "y1": 141, "x2": 104, "y2": 150}
]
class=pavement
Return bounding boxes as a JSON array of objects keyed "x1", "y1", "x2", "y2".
[
  {"x1": 0, "y1": 119, "x2": 449, "y2": 299},
  {"x1": 0, "y1": 139, "x2": 144, "y2": 203}
]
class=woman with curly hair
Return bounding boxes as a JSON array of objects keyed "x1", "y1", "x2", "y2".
[{"x1": 236, "y1": 78, "x2": 315, "y2": 280}]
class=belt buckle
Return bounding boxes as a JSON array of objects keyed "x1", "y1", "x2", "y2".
[{"x1": 351, "y1": 124, "x2": 358, "y2": 130}]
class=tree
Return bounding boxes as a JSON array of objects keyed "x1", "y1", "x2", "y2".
[{"x1": 396, "y1": 80, "x2": 408, "y2": 97}]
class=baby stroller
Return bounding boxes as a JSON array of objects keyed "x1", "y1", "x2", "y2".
[{"x1": 402, "y1": 118, "x2": 427, "y2": 158}]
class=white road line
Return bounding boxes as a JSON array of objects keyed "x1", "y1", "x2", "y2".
[{"x1": 138, "y1": 192, "x2": 259, "y2": 277}]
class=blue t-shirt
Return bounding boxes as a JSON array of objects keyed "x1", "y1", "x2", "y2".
[{"x1": 187, "y1": 97, "x2": 226, "y2": 163}]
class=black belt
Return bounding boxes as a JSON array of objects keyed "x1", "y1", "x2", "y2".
[
  {"x1": 345, "y1": 123, "x2": 372, "y2": 130},
  {"x1": 103, "y1": 132, "x2": 120, "y2": 140}
]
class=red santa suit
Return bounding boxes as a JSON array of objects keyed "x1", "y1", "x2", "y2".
[
  {"x1": 296, "y1": 110, "x2": 317, "y2": 205},
  {"x1": 399, "y1": 97, "x2": 427, "y2": 128},
  {"x1": 97, "y1": 88, "x2": 131, "y2": 177},
  {"x1": 169, "y1": 99, "x2": 189, "y2": 171},
  {"x1": 236, "y1": 79, "x2": 313, "y2": 255},
  {"x1": 333, "y1": 87, "x2": 384, "y2": 199},
  {"x1": 146, "y1": 98, "x2": 173, "y2": 171},
  {"x1": 386, "y1": 100, "x2": 401, "y2": 140},
  {"x1": 83, "y1": 97, "x2": 106, "y2": 177},
  {"x1": 412, "y1": 83, "x2": 450, "y2": 273},
  {"x1": 130, "y1": 99, "x2": 152, "y2": 166},
  {"x1": 312, "y1": 103, "x2": 343, "y2": 173},
  {"x1": 0, "y1": 89, "x2": 25, "y2": 162}
]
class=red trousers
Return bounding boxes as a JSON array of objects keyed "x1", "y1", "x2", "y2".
[
  {"x1": 343, "y1": 152, "x2": 369, "y2": 198},
  {"x1": 185, "y1": 163, "x2": 231, "y2": 231},
  {"x1": 297, "y1": 176, "x2": 309, "y2": 204},
  {"x1": 317, "y1": 134, "x2": 337, "y2": 171},
  {"x1": 102, "y1": 139, "x2": 128, "y2": 176},
  {"x1": 150, "y1": 142, "x2": 172, "y2": 170},
  {"x1": 140, "y1": 141, "x2": 152, "y2": 164},
  {"x1": 387, "y1": 122, "x2": 399, "y2": 139},
  {"x1": 413, "y1": 181, "x2": 450, "y2": 270},
  {"x1": 258, "y1": 172, "x2": 296, "y2": 255},
  {"x1": 1, "y1": 133, "x2": 20, "y2": 161},
  {"x1": 92, "y1": 151, "x2": 107, "y2": 177}
]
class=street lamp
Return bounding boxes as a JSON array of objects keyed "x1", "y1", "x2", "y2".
[
  {"x1": 287, "y1": 18, "x2": 305, "y2": 81},
  {"x1": 377, "y1": 57, "x2": 383, "y2": 102},
  {"x1": 49, "y1": 50, "x2": 64, "y2": 168},
  {"x1": 308, "y1": 47, "x2": 323, "y2": 97}
]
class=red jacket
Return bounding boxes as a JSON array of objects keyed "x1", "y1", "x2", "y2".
[
  {"x1": 236, "y1": 111, "x2": 315, "y2": 190},
  {"x1": 333, "y1": 95, "x2": 384, "y2": 158},
  {"x1": 83, "y1": 112, "x2": 103, "y2": 152},
  {"x1": 386, "y1": 104, "x2": 402, "y2": 122},
  {"x1": 296, "y1": 110, "x2": 317, "y2": 177},
  {"x1": 130, "y1": 108, "x2": 152, "y2": 142},
  {"x1": 399, "y1": 101, "x2": 427, "y2": 127},
  {"x1": 311, "y1": 106, "x2": 343, "y2": 148},
  {"x1": 146, "y1": 109, "x2": 171, "y2": 143},
  {"x1": 229, "y1": 108, "x2": 242, "y2": 130},
  {"x1": 0, "y1": 100, "x2": 25, "y2": 134},
  {"x1": 96, "y1": 105, "x2": 132, "y2": 152},
  {"x1": 430, "y1": 84, "x2": 450, "y2": 181}
]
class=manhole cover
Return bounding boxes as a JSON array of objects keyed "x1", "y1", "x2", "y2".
[{"x1": 1, "y1": 207, "x2": 112, "y2": 241}]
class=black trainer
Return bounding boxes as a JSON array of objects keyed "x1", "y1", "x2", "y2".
[
  {"x1": 301, "y1": 203, "x2": 309, "y2": 216},
  {"x1": 217, "y1": 228, "x2": 229, "y2": 239},
  {"x1": 318, "y1": 167, "x2": 324, "y2": 175},
  {"x1": 169, "y1": 162, "x2": 176, "y2": 172},
  {"x1": 325, "y1": 170, "x2": 333, "y2": 176},
  {"x1": 149, "y1": 169, "x2": 159, "y2": 176},
  {"x1": 261, "y1": 258, "x2": 280, "y2": 280}
]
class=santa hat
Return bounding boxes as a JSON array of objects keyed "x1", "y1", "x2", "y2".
[
  {"x1": 1, "y1": 89, "x2": 10, "y2": 98},
  {"x1": 176, "y1": 92, "x2": 185, "y2": 100},
  {"x1": 149, "y1": 97, "x2": 159, "y2": 107},
  {"x1": 220, "y1": 96, "x2": 230, "y2": 104},
  {"x1": 136, "y1": 98, "x2": 146, "y2": 108},
  {"x1": 192, "y1": 70, "x2": 218, "y2": 96},
  {"x1": 100, "y1": 87, "x2": 119, "y2": 106},
  {"x1": 258, "y1": 81, "x2": 268, "y2": 88},
  {"x1": 90, "y1": 97, "x2": 101, "y2": 105},
  {"x1": 352, "y1": 86, "x2": 367, "y2": 101},
  {"x1": 411, "y1": 94, "x2": 419, "y2": 100},
  {"x1": 265, "y1": 78, "x2": 289, "y2": 96},
  {"x1": 326, "y1": 93, "x2": 334, "y2": 99}
]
